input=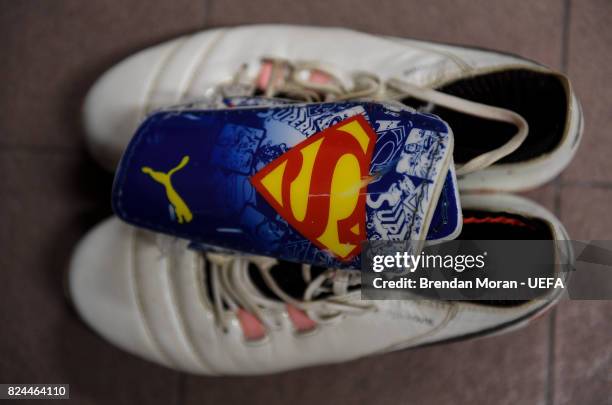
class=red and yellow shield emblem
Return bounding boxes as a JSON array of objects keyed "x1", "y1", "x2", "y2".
[{"x1": 250, "y1": 115, "x2": 376, "y2": 260}]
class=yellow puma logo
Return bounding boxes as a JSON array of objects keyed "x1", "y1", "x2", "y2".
[{"x1": 142, "y1": 156, "x2": 193, "y2": 224}]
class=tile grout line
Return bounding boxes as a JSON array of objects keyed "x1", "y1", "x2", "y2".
[
  {"x1": 560, "y1": 180, "x2": 612, "y2": 189},
  {"x1": 546, "y1": 308, "x2": 558, "y2": 405},
  {"x1": 553, "y1": 0, "x2": 573, "y2": 217},
  {"x1": 554, "y1": 0, "x2": 573, "y2": 216},
  {"x1": 561, "y1": 0, "x2": 572, "y2": 73},
  {"x1": 548, "y1": 1, "x2": 572, "y2": 405}
]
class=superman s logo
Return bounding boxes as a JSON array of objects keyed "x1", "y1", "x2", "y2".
[{"x1": 250, "y1": 115, "x2": 376, "y2": 260}]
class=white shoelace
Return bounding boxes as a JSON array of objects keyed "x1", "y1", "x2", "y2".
[
  {"x1": 227, "y1": 57, "x2": 529, "y2": 176},
  {"x1": 204, "y1": 252, "x2": 372, "y2": 334}
]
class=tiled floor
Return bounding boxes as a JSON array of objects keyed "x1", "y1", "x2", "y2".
[{"x1": 0, "y1": 1, "x2": 610, "y2": 404}]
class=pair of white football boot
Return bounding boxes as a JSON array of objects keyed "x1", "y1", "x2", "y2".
[{"x1": 70, "y1": 25, "x2": 582, "y2": 375}]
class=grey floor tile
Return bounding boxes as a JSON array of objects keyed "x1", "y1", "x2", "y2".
[
  {"x1": 0, "y1": 0, "x2": 206, "y2": 149},
  {"x1": 561, "y1": 0, "x2": 612, "y2": 183},
  {"x1": 184, "y1": 314, "x2": 550, "y2": 405},
  {"x1": 553, "y1": 300, "x2": 612, "y2": 405},
  {"x1": 554, "y1": 185, "x2": 612, "y2": 404},
  {"x1": 0, "y1": 150, "x2": 181, "y2": 404},
  {"x1": 560, "y1": 186, "x2": 612, "y2": 240},
  {"x1": 206, "y1": 0, "x2": 564, "y2": 68}
]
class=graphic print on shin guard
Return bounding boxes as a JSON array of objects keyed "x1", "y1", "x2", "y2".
[
  {"x1": 250, "y1": 115, "x2": 376, "y2": 261},
  {"x1": 112, "y1": 101, "x2": 455, "y2": 269},
  {"x1": 142, "y1": 156, "x2": 193, "y2": 224}
]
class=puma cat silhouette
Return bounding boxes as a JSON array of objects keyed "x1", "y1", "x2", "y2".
[{"x1": 141, "y1": 156, "x2": 193, "y2": 224}]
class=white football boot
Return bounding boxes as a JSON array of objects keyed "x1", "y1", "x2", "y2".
[
  {"x1": 83, "y1": 25, "x2": 582, "y2": 191},
  {"x1": 68, "y1": 193, "x2": 571, "y2": 375}
]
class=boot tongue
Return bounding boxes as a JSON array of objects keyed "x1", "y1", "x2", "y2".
[{"x1": 112, "y1": 100, "x2": 456, "y2": 270}]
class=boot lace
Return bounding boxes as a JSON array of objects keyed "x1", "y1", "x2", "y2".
[
  {"x1": 204, "y1": 252, "x2": 373, "y2": 336},
  {"x1": 223, "y1": 57, "x2": 528, "y2": 176}
]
